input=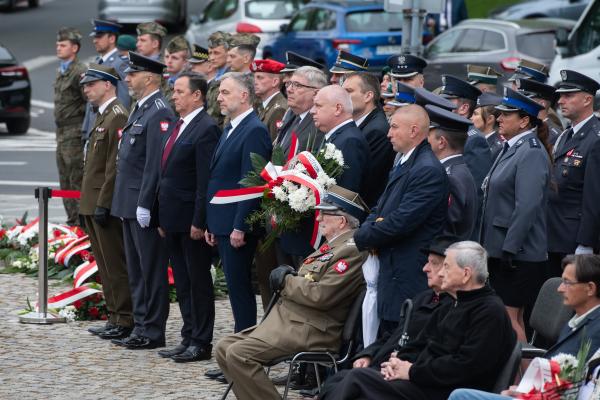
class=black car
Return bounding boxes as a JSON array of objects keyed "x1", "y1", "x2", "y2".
[{"x1": 0, "y1": 44, "x2": 30, "y2": 134}]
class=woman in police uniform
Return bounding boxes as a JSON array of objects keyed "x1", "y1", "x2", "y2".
[{"x1": 479, "y1": 87, "x2": 552, "y2": 342}]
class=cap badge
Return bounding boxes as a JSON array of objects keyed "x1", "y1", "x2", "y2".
[
  {"x1": 561, "y1": 70, "x2": 567, "y2": 81},
  {"x1": 160, "y1": 121, "x2": 169, "y2": 132},
  {"x1": 398, "y1": 55, "x2": 406, "y2": 65}
]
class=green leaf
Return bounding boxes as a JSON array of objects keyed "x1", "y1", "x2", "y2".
[
  {"x1": 250, "y1": 152, "x2": 268, "y2": 174},
  {"x1": 272, "y1": 146, "x2": 286, "y2": 166}
]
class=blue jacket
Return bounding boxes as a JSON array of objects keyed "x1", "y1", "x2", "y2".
[
  {"x1": 546, "y1": 306, "x2": 600, "y2": 362},
  {"x1": 206, "y1": 111, "x2": 272, "y2": 235},
  {"x1": 354, "y1": 139, "x2": 449, "y2": 321}
]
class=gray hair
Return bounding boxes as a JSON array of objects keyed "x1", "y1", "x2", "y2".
[
  {"x1": 221, "y1": 71, "x2": 256, "y2": 104},
  {"x1": 446, "y1": 241, "x2": 488, "y2": 284},
  {"x1": 294, "y1": 66, "x2": 328, "y2": 89},
  {"x1": 339, "y1": 211, "x2": 360, "y2": 229},
  {"x1": 323, "y1": 84, "x2": 353, "y2": 115}
]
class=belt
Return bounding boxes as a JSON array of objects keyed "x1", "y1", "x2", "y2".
[{"x1": 55, "y1": 116, "x2": 84, "y2": 128}]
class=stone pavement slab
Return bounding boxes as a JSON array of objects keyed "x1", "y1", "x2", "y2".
[{"x1": 0, "y1": 272, "x2": 304, "y2": 399}]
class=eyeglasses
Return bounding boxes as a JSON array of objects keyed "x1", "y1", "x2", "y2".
[
  {"x1": 320, "y1": 211, "x2": 343, "y2": 217},
  {"x1": 560, "y1": 278, "x2": 587, "y2": 286},
  {"x1": 285, "y1": 80, "x2": 318, "y2": 90}
]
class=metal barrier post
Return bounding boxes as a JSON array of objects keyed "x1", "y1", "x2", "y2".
[{"x1": 19, "y1": 187, "x2": 66, "y2": 324}]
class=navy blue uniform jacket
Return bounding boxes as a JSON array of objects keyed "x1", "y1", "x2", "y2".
[
  {"x1": 326, "y1": 120, "x2": 370, "y2": 194},
  {"x1": 354, "y1": 139, "x2": 449, "y2": 321}
]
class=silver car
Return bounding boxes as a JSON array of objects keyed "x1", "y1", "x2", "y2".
[
  {"x1": 185, "y1": 0, "x2": 301, "y2": 58},
  {"x1": 98, "y1": 0, "x2": 188, "y2": 30}
]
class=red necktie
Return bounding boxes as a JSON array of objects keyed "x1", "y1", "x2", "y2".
[{"x1": 161, "y1": 119, "x2": 183, "y2": 170}]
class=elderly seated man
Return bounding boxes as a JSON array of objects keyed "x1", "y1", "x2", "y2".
[
  {"x1": 214, "y1": 185, "x2": 369, "y2": 400},
  {"x1": 448, "y1": 254, "x2": 600, "y2": 400},
  {"x1": 320, "y1": 241, "x2": 516, "y2": 400}
]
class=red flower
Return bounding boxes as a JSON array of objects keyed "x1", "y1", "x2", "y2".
[
  {"x1": 89, "y1": 307, "x2": 99, "y2": 318},
  {"x1": 73, "y1": 300, "x2": 83, "y2": 309},
  {"x1": 319, "y1": 244, "x2": 331, "y2": 253},
  {"x1": 167, "y1": 266, "x2": 175, "y2": 285},
  {"x1": 80, "y1": 250, "x2": 91, "y2": 261},
  {"x1": 100, "y1": 314, "x2": 108, "y2": 321},
  {"x1": 53, "y1": 229, "x2": 62, "y2": 238},
  {"x1": 71, "y1": 226, "x2": 85, "y2": 238},
  {"x1": 0, "y1": 229, "x2": 5, "y2": 239}
]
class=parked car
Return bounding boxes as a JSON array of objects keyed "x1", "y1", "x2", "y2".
[
  {"x1": 549, "y1": 0, "x2": 600, "y2": 90},
  {"x1": 0, "y1": 0, "x2": 38, "y2": 11},
  {"x1": 185, "y1": 0, "x2": 301, "y2": 58},
  {"x1": 490, "y1": 0, "x2": 591, "y2": 21},
  {"x1": 97, "y1": 0, "x2": 187, "y2": 31},
  {"x1": 0, "y1": 43, "x2": 30, "y2": 134},
  {"x1": 265, "y1": 1, "x2": 418, "y2": 70},
  {"x1": 423, "y1": 18, "x2": 575, "y2": 91}
]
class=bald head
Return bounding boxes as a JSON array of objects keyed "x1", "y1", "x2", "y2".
[
  {"x1": 388, "y1": 105, "x2": 430, "y2": 153},
  {"x1": 310, "y1": 85, "x2": 354, "y2": 132}
]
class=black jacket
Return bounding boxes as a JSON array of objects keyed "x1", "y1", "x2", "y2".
[{"x1": 443, "y1": 155, "x2": 478, "y2": 240}]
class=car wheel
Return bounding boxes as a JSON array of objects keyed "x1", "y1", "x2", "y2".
[
  {"x1": 28, "y1": 0, "x2": 39, "y2": 8},
  {"x1": 7, "y1": 118, "x2": 30, "y2": 135}
]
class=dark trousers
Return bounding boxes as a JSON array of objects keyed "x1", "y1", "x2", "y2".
[
  {"x1": 165, "y1": 231, "x2": 215, "y2": 347},
  {"x1": 320, "y1": 368, "x2": 429, "y2": 400},
  {"x1": 254, "y1": 236, "x2": 279, "y2": 310},
  {"x1": 83, "y1": 215, "x2": 132, "y2": 327},
  {"x1": 122, "y1": 219, "x2": 169, "y2": 342},
  {"x1": 216, "y1": 234, "x2": 258, "y2": 332}
]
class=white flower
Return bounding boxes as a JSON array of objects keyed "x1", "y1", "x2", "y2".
[
  {"x1": 58, "y1": 305, "x2": 77, "y2": 322},
  {"x1": 293, "y1": 162, "x2": 307, "y2": 173},
  {"x1": 288, "y1": 185, "x2": 312, "y2": 213},
  {"x1": 272, "y1": 186, "x2": 288, "y2": 202},
  {"x1": 12, "y1": 260, "x2": 22, "y2": 268},
  {"x1": 333, "y1": 149, "x2": 344, "y2": 165},
  {"x1": 316, "y1": 172, "x2": 336, "y2": 189},
  {"x1": 551, "y1": 353, "x2": 578, "y2": 370},
  {"x1": 282, "y1": 180, "x2": 299, "y2": 193}
]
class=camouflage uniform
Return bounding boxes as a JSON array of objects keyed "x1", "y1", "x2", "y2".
[
  {"x1": 163, "y1": 35, "x2": 190, "y2": 110},
  {"x1": 205, "y1": 32, "x2": 232, "y2": 128},
  {"x1": 54, "y1": 28, "x2": 87, "y2": 225}
]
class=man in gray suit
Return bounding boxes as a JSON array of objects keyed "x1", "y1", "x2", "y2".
[
  {"x1": 274, "y1": 66, "x2": 327, "y2": 156},
  {"x1": 110, "y1": 52, "x2": 175, "y2": 350},
  {"x1": 81, "y1": 19, "x2": 131, "y2": 142}
]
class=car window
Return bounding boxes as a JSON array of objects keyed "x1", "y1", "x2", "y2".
[
  {"x1": 202, "y1": 0, "x2": 238, "y2": 22},
  {"x1": 289, "y1": 8, "x2": 313, "y2": 31},
  {"x1": 425, "y1": 28, "x2": 463, "y2": 56},
  {"x1": 481, "y1": 30, "x2": 505, "y2": 51},
  {"x1": 517, "y1": 32, "x2": 556, "y2": 59},
  {"x1": 245, "y1": 0, "x2": 300, "y2": 19},
  {"x1": 453, "y1": 28, "x2": 488, "y2": 52},
  {"x1": 312, "y1": 8, "x2": 336, "y2": 31},
  {"x1": 571, "y1": 0, "x2": 600, "y2": 55},
  {"x1": 345, "y1": 10, "x2": 402, "y2": 32},
  {"x1": 0, "y1": 47, "x2": 14, "y2": 62}
]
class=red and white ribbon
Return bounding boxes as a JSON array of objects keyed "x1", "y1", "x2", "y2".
[
  {"x1": 73, "y1": 260, "x2": 98, "y2": 288},
  {"x1": 48, "y1": 285, "x2": 101, "y2": 309},
  {"x1": 54, "y1": 235, "x2": 89, "y2": 265}
]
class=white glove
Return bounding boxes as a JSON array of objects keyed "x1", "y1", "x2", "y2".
[
  {"x1": 136, "y1": 206, "x2": 151, "y2": 228},
  {"x1": 575, "y1": 245, "x2": 594, "y2": 255}
]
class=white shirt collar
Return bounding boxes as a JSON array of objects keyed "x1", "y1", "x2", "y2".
[
  {"x1": 325, "y1": 119, "x2": 354, "y2": 140},
  {"x1": 177, "y1": 106, "x2": 204, "y2": 139},
  {"x1": 229, "y1": 108, "x2": 254, "y2": 137},
  {"x1": 572, "y1": 113, "x2": 595, "y2": 134},
  {"x1": 298, "y1": 110, "x2": 309, "y2": 122},
  {"x1": 568, "y1": 304, "x2": 600, "y2": 330},
  {"x1": 355, "y1": 109, "x2": 373, "y2": 128},
  {"x1": 137, "y1": 89, "x2": 160, "y2": 108},
  {"x1": 400, "y1": 146, "x2": 417, "y2": 164},
  {"x1": 98, "y1": 97, "x2": 117, "y2": 115},
  {"x1": 507, "y1": 128, "x2": 535, "y2": 148},
  {"x1": 101, "y1": 48, "x2": 119, "y2": 63},
  {"x1": 485, "y1": 130, "x2": 496, "y2": 140},
  {"x1": 262, "y1": 91, "x2": 279, "y2": 109},
  {"x1": 440, "y1": 153, "x2": 462, "y2": 164}
]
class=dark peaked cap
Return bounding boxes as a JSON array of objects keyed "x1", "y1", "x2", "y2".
[
  {"x1": 124, "y1": 51, "x2": 166, "y2": 75},
  {"x1": 439, "y1": 75, "x2": 482, "y2": 102},
  {"x1": 426, "y1": 104, "x2": 472, "y2": 132}
]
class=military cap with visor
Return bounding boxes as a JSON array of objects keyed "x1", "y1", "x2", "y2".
[
  {"x1": 315, "y1": 185, "x2": 369, "y2": 222},
  {"x1": 188, "y1": 44, "x2": 209, "y2": 64},
  {"x1": 426, "y1": 104, "x2": 472, "y2": 132},
  {"x1": 387, "y1": 54, "x2": 427, "y2": 78},
  {"x1": 439, "y1": 75, "x2": 482, "y2": 102},
  {"x1": 281, "y1": 51, "x2": 325, "y2": 73},
  {"x1": 388, "y1": 82, "x2": 416, "y2": 107},
  {"x1": 166, "y1": 35, "x2": 190, "y2": 54},
  {"x1": 124, "y1": 51, "x2": 166, "y2": 75},
  {"x1": 415, "y1": 87, "x2": 457, "y2": 111},
  {"x1": 555, "y1": 70, "x2": 600, "y2": 95},
  {"x1": 90, "y1": 19, "x2": 122, "y2": 37},
  {"x1": 80, "y1": 63, "x2": 121, "y2": 86},
  {"x1": 476, "y1": 92, "x2": 502, "y2": 108},
  {"x1": 467, "y1": 64, "x2": 502, "y2": 85},
  {"x1": 508, "y1": 59, "x2": 549, "y2": 83},
  {"x1": 207, "y1": 31, "x2": 232, "y2": 48},
  {"x1": 495, "y1": 87, "x2": 544, "y2": 119},
  {"x1": 330, "y1": 50, "x2": 369, "y2": 74},
  {"x1": 516, "y1": 78, "x2": 557, "y2": 101}
]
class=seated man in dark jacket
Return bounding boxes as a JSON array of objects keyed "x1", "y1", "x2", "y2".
[{"x1": 320, "y1": 241, "x2": 516, "y2": 400}]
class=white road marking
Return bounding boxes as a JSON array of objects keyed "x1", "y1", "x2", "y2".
[
  {"x1": 31, "y1": 99, "x2": 54, "y2": 109},
  {"x1": 0, "y1": 161, "x2": 27, "y2": 166},
  {"x1": 22, "y1": 55, "x2": 56, "y2": 71},
  {"x1": 0, "y1": 180, "x2": 59, "y2": 186},
  {"x1": 0, "y1": 126, "x2": 56, "y2": 151}
]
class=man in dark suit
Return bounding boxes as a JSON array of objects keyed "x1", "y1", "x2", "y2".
[
  {"x1": 547, "y1": 70, "x2": 600, "y2": 278},
  {"x1": 426, "y1": 105, "x2": 478, "y2": 241},
  {"x1": 155, "y1": 72, "x2": 220, "y2": 362},
  {"x1": 110, "y1": 52, "x2": 174, "y2": 350},
  {"x1": 343, "y1": 72, "x2": 395, "y2": 208},
  {"x1": 311, "y1": 84, "x2": 371, "y2": 194},
  {"x1": 205, "y1": 72, "x2": 272, "y2": 332},
  {"x1": 354, "y1": 104, "x2": 449, "y2": 335}
]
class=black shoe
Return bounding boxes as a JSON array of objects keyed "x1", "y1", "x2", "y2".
[
  {"x1": 88, "y1": 322, "x2": 116, "y2": 336},
  {"x1": 271, "y1": 367, "x2": 301, "y2": 386},
  {"x1": 158, "y1": 344, "x2": 188, "y2": 358},
  {"x1": 290, "y1": 366, "x2": 319, "y2": 391},
  {"x1": 98, "y1": 326, "x2": 132, "y2": 339},
  {"x1": 171, "y1": 345, "x2": 212, "y2": 363},
  {"x1": 299, "y1": 387, "x2": 320, "y2": 397},
  {"x1": 111, "y1": 334, "x2": 141, "y2": 347},
  {"x1": 205, "y1": 368, "x2": 224, "y2": 380},
  {"x1": 125, "y1": 336, "x2": 166, "y2": 350},
  {"x1": 215, "y1": 375, "x2": 228, "y2": 384}
]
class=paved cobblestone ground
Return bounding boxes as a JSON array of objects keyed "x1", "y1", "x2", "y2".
[{"x1": 0, "y1": 271, "x2": 303, "y2": 399}]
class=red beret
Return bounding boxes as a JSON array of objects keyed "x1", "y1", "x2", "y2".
[{"x1": 250, "y1": 59, "x2": 286, "y2": 74}]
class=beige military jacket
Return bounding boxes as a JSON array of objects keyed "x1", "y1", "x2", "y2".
[
  {"x1": 80, "y1": 99, "x2": 128, "y2": 215},
  {"x1": 259, "y1": 91, "x2": 287, "y2": 142},
  {"x1": 247, "y1": 229, "x2": 367, "y2": 352}
]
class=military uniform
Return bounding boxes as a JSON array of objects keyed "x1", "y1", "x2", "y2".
[
  {"x1": 54, "y1": 28, "x2": 87, "y2": 226},
  {"x1": 258, "y1": 92, "x2": 287, "y2": 142},
  {"x1": 79, "y1": 68, "x2": 132, "y2": 329},
  {"x1": 205, "y1": 32, "x2": 232, "y2": 128},
  {"x1": 110, "y1": 52, "x2": 175, "y2": 348},
  {"x1": 163, "y1": 35, "x2": 190, "y2": 110}
]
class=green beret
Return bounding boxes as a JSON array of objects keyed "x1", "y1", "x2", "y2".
[
  {"x1": 136, "y1": 22, "x2": 167, "y2": 38},
  {"x1": 166, "y1": 35, "x2": 190, "y2": 54},
  {"x1": 116, "y1": 34, "x2": 137, "y2": 52},
  {"x1": 57, "y1": 27, "x2": 82, "y2": 43}
]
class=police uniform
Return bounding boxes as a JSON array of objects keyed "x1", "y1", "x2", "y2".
[
  {"x1": 54, "y1": 27, "x2": 87, "y2": 226},
  {"x1": 81, "y1": 20, "x2": 131, "y2": 142},
  {"x1": 110, "y1": 52, "x2": 175, "y2": 349},
  {"x1": 215, "y1": 186, "x2": 368, "y2": 400},
  {"x1": 387, "y1": 54, "x2": 427, "y2": 82},
  {"x1": 480, "y1": 87, "x2": 550, "y2": 308},
  {"x1": 467, "y1": 64, "x2": 502, "y2": 93},
  {"x1": 329, "y1": 50, "x2": 369, "y2": 84},
  {"x1": 475, "y1": 92, "x2": 505, "y2": 160},
  {"x1": 79, "y1": 65, "x2": 132, "y2": 333},
  {"x1": 426, "y1": 105, "x2": 478, "y2": 240},
  {"x1": 547, "y1": 70, "x2": 600, "y2": 277},
  {"x1": 205, "y1": 32, "x2": 232, "y2": 128}
]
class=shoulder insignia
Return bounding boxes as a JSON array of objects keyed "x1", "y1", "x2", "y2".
[
  {"x1": 154, "y1": 98, "x2": 166, "y2": 110},
  {"x1": 467, "y1": 128, "x2": 477, "y2": 137},
  {"x1": 528, "y1": 137, "x2": 540, "y2": 148},
  {"x1": 445, "y1": 165, "x2": 452, "y2": 175},
  {"x1": 112, "y1": 105, "x2": 125, "y2": 115},
  {"x1": 375, "y1": 217, "x2": 384, "y2": 222},
  {"x1": 345, "y1": 238, "x2": 355, "y2": 246},
  {"x1": 275, "y1": 120, "x2": 283, "y2": 129},
  {"x1": 96, "y1": 127, "x2": 105, "y2": 132},
  {"x1": 318, "y1": 253, "x2": 334, "y2": 262},
  {"x1": 333, "y1": 260, "x2": 349, "y2": 274},
  {"x1": 159, "y1": 121, "x2": 169, "y2": 132},
  {"x1": 303, "y1": 256, "x2": 316, "y2": 265},
  {"x1": 514, "y1": 139, "x2": 524, "y2": 148},
  {"x1": 319, "y1": 244, "x2": 331, "y2": 253}
]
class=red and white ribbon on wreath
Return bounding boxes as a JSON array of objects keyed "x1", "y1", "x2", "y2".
[
  {"x1": 47, "y1": 285, "x2": 100, "y2": 309},
  {"x1": 54, "y1": 235, "x2": 90, "y2": 265},
  {"x1": 73, "y1": 260, "x2": 98, "y2": 288},
  {"x1": 516, "y1": 357, "x2": 561, "y2": 394},
  {"x1": 210, "y1": 150, "x2": 325, "y2": 249}
]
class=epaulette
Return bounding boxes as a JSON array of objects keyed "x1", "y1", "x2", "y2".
[
  {"x1": 514, "y1": 138, "x2": 525, "y2": 148},
  {"x1": 467, "y1": 128, "x2": 477, "y2": 137},
  {"x1": 154, "y1": 98, "x2": 167, "y2": 110},
  {"x1": 112, "y1": 104, "x2": 125, "y2": 115},
  {"x1": 529, "y1": 137, "x2": 540, "y2": 148},
  {"x1": 345, "y1": 238, "x2": 356, "y2": 247}
]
